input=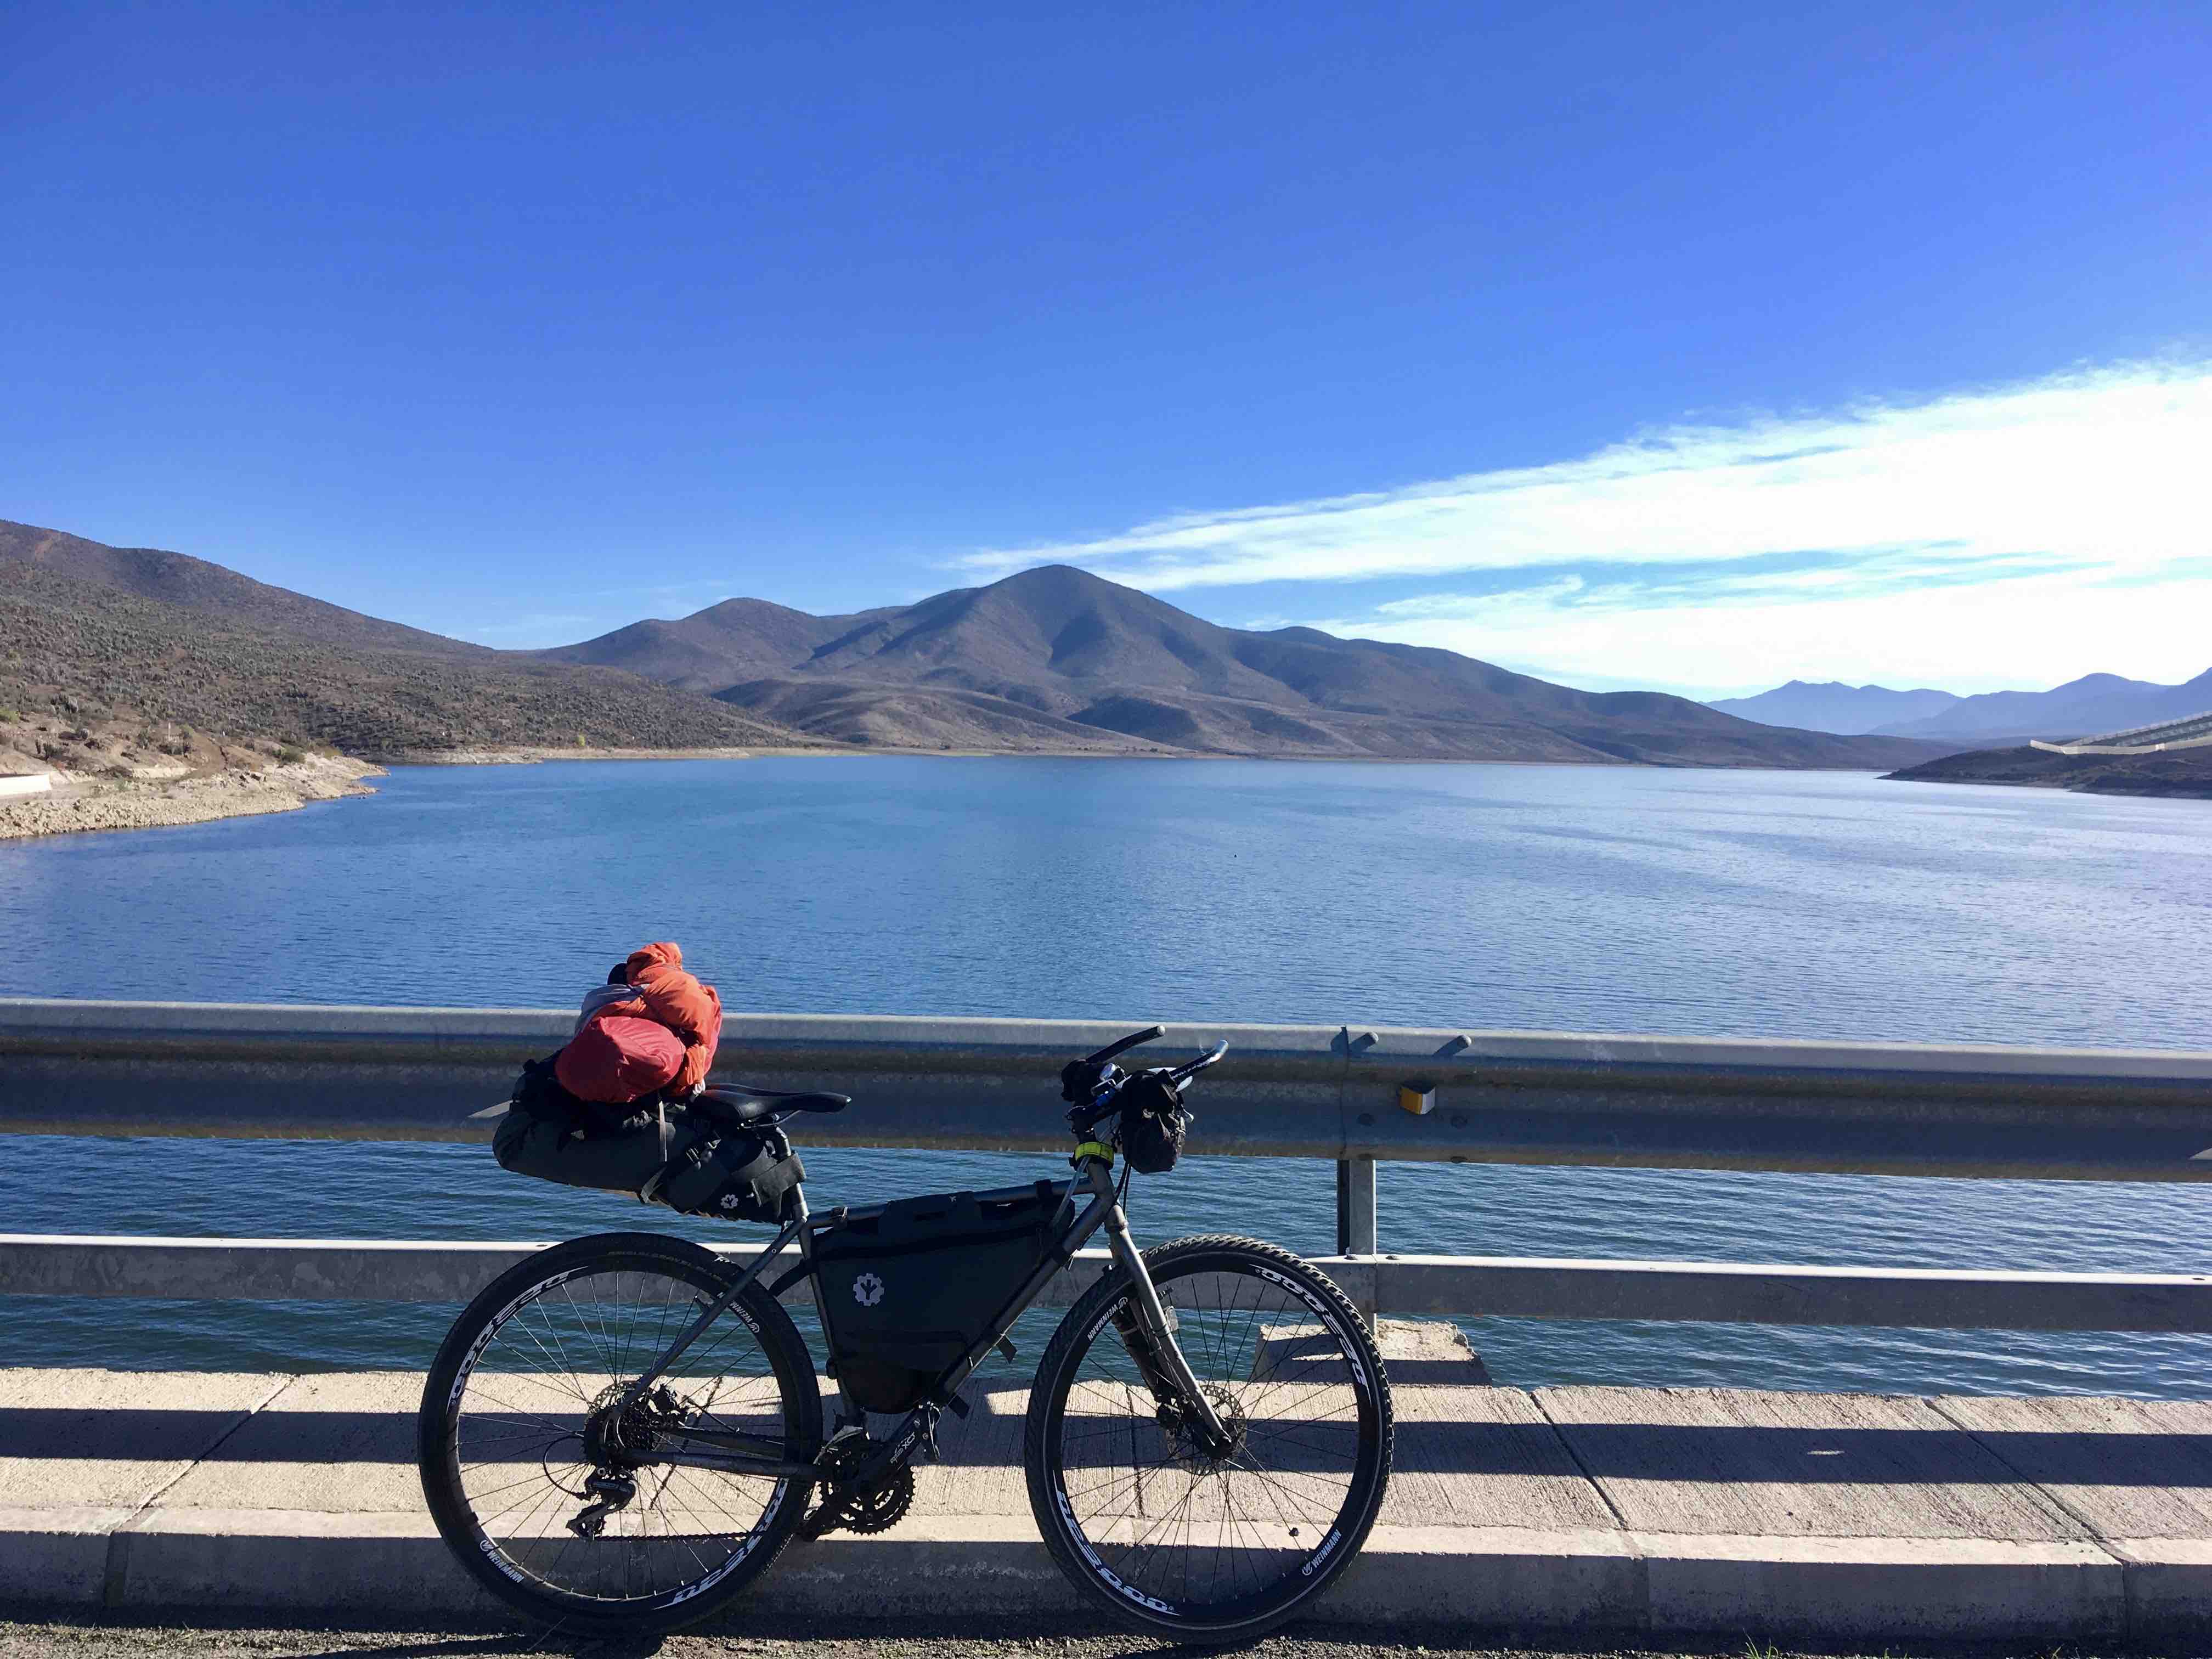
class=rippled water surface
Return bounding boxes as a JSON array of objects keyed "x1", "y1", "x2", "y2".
[{"x1": 4, "y1": 757, "x2": 2210, "y2": 1393}]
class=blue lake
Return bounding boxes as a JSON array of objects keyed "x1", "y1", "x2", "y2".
[{"x1": 4, "y1": 757, "x2": 2210, "y2": 1395}]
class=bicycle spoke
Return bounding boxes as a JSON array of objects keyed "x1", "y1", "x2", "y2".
[
  {"x1": 440, "y1": 1254, "x2": 800, "y2": 1611},
  {"x1": 1041, "y1": 1249, "x2": 1386, "y2": 1629}
]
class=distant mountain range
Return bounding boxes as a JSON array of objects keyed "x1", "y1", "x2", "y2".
[
  {"x1": 3, "y1": 515, "x2": 1949, "y2": 771},
  {"x1": 1714, "y1": 669, "x2": 2212, "y2": 745},
  {"x1": 538, "y1": 564, "x2": 1939, "y2": 768},
  {"x1": 1707, "y1": 681, "x2": 1962, "y2": 734}
]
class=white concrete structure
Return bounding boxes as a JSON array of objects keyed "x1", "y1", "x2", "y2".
[
  {"x1": 0, "y1": 772, "x2": 53, "y2": 798},
  {"x1": 2032, "y1": 709, "x2": 2212, "y2": 755}
]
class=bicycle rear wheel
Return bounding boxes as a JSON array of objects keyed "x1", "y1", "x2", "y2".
[
  {"x1": 1025, "y1": 1233, "x2": 1392, "y2": 1639},
  {"x1": 417, "y1": 1231, "x2": 821, "y2": 1634}
]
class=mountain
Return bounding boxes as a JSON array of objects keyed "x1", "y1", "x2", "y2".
[
  {"x1": 1871, "y1": 670, "x2": 2212, "y2": 745},
  {"x1": 538, "y1": 597, "x2": 889, "y2": 691},
  {"x1": 545, "y1": 565, "x2": 1944, "y2": 768},
  {"x1": 1, "y1": 523, "x2": 812, "y2": 770},
  {"x1": 1707, "y1": 681, "x2": 1961, "y2": 734},
  {"x1": 0, "y1": 518, "x2": 487, "y2": 660}
]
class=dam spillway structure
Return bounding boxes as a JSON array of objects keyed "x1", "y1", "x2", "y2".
[{"x1": 2030, "y1": 709, "x2": 2212, "y2": 756}]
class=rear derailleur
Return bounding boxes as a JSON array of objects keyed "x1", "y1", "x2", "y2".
[{"x1": 566, "y1": 1382, "x2": 694, "y2": 1538}]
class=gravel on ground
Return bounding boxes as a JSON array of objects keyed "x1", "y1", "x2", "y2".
[{"x1": 0, "y1": 1613, "x2": 2191, "y2": 1659}]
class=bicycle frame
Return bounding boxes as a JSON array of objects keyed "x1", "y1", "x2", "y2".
[{"x1": 613, "y1": 1152, "x2": 1229, "y2": 1485}]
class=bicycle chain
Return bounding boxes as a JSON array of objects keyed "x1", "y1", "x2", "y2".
[{"x1": 802, "y1": 1436, "x2": 916, "y2": 1537}]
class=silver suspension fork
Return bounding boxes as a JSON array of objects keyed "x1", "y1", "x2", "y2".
[{"x1": 1088, "y1": 1161, "x2": 1233, "y2": 1449}]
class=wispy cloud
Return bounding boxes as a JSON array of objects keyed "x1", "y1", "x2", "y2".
[
  {"x1": 958, "y1": 360, "x2": 2212, "y2": 694},
  {"x1": 960, "y1": 362, "x2": 2209, "y2": 591}
]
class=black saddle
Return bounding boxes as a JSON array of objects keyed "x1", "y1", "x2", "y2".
[{"x1": 694, "y1": 1083, "x2": 851, "y2": 1126}]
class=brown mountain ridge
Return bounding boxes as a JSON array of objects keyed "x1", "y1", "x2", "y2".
[
  {"x1": 541, "y1": 563, "x2": 1947, "y2": 768},
  {"x1": 4, "y1": 516, "x2": 1951, "y2": 770},
  {"x1": 0, "y1": 521, "x2": 810, "y2": 769}
]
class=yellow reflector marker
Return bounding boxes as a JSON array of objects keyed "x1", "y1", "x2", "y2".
[{"x1": 1398, "y1": 1082, "x2": 1436, "y2": 1116}]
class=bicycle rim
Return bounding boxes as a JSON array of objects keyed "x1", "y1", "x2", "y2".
[
  {"x1": 425, "y1": 1239, "x2": 813, "y2": 1622},
  {"x1": 1029, "y1": 1237, "x2": 1391, "y2": 1634}
]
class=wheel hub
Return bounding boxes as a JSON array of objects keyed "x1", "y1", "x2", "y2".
[
  {"x1": 1165, "y1": 1383, "x2": 1247, "y2": 1474},
  {"x1": 582, "y1": 1381, "x2": 691, "y2": 1466}
]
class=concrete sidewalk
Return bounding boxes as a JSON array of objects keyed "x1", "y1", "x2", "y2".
[{"x1": 6, "y1": 1348, "x2": 2212, "y2": 1645}]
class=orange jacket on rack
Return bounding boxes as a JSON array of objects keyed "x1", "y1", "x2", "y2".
[{"x1": 559, "y1": 941, "x2": 723, "y2": 1099}]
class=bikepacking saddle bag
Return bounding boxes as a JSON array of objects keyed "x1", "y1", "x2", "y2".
[
  {"x1": 815, "y1": 1181, "x2": 1074, "y2": 1414},
  {"x1": 492, "y1": 1055, "x2": 804, "y2": 1225},
  {"x1": 1116, "y1": 1069, "x2": 1190, "y2": 1174}
]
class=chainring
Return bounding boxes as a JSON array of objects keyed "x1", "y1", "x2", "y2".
[{"x1": 803, "y1": 1435, "x2": 916, "y2": 1538}]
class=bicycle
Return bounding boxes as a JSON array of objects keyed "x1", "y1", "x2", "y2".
[{"x1": 417, "y1": 1025, "x2": 1394, "y2": 1640}]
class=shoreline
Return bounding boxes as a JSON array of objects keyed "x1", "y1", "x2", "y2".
[
  {"x1": 382, "y1": 744, "x2": 1908, "y2": 771},
  {"x1": 0, "y1": 755, "x2": 385, "y2": 842},
  {"x1": 1, "y1": 743, "x2": 1928, "y2": 844}
]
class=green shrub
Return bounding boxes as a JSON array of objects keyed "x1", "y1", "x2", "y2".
[{"x1": 277, "y1": 745, "x2": 306, "y2": 765}]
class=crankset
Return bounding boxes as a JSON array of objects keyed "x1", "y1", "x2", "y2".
[{"x1": 801, "y1": 1432, "x2": 916, "y2": 1538}]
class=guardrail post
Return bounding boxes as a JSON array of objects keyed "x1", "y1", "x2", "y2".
[{"x1": 1335, "y1": 1155, "x2": 1377, "y2": 1323}]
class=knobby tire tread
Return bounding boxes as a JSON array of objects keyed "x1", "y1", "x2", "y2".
[{"x1": 1022, "y1": 1233, "x2": 1395, "y2": 1640}]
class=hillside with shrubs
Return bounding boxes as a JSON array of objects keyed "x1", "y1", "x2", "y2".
[{"x1": 1, "y1": 561, "x2": 810, "y2": 779}]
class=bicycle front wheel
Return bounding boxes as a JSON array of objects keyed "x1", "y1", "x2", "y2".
[
  {"x1": 1025, "y1": 1233, "x2": 1392, "y2": 1639},
  {"x1": 417, "y1": 1231, "x2": 821, "y2": 1635}
]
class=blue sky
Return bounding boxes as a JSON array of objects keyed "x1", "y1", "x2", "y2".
[{"x1": 4, "y1": 2, "x2": 2206, "y2": 697}]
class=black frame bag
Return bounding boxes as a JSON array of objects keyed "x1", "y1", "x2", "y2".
[{"x1": 814, "y1": 1182, "x2": 1072, "y2": 1413}]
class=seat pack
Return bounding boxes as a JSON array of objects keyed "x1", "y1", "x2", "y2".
[{"x1": 492, "y1": 1057, "x2": 804, "y2": 1225}]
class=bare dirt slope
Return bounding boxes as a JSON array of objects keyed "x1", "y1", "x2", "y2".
[
  {"x1": 0, "y1": 518, "x2": 488, "y2": 661},
  {"x1": 0, "y1": 561, "x2": 810, "y2": 770},
  {"x1": 558, "y1": 564, "x2": 1945, "y2": 768}
]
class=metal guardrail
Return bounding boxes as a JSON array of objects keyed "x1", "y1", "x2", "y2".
[
  {"x1": 5, "y1": 998, "x2": 2212, "y2": 1333},
  {"x1": 8, "y1": 1234, "x2": 2212, "y2": 1332},
  {"x1": 7, "y1": 1000, "x2": 2212, "y2": 1181}
]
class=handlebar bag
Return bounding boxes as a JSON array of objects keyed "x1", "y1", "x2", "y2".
[
  {"x1": 492, "y1": 1057, "x2": 803, "y2": 1225},
  {"x1": 1116, "y1": 1070, "x2": 1189, "y2": 1174},
  {"x1": 814, "y1": 1181, "x2": 1073, "y2": 1413}
]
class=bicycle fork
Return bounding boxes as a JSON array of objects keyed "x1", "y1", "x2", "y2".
[{"x1": 1092, "y1": 1169, "x2": 1237, "y2": 1457}]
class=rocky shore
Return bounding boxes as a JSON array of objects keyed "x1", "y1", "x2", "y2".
[
  {"x1": 1884, "y1": 743, "x2": 2212, "y2": 799},
  {"x1": 0, "y1": 754, "x2": 383, "y2": 842}
]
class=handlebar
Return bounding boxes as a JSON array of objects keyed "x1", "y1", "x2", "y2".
[
  {"x1": 1081, "y1": 1025, "x2": 1164, "y2": 1066},
  {"x1": 1064, "y1": 1031, "x2": 1227, "y2": 1142},
  {"x1": 1171, "y1": 1041, "x2": 1228, "y2": 1082}
]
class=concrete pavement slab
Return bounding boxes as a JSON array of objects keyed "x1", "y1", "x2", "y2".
[
  {"x1": 1536, "y1": 1384, "x2": 2089, "y2": 1540},
  {"x1": 156, "y1": 1373, "x2": 419, "y2": 1513},
  {"x1": 0, "y1": 1370, "x2": 288, "y2": 1509},
  {"x1": 1933, "y1": 1392, "x2": 2212, "y2": 1539},
  {"x1": 1387, "y1": 1386, "x2": 1618, "y2": 1531}
]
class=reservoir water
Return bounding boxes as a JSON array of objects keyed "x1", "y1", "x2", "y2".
[{"x1": 4, "y1": 757, "x2": 2210, "y2": 1395}]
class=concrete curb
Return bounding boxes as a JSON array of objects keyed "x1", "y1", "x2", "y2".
[{"x1": 4, "y1": 1509, "x2": 2203, "y2": 1642}]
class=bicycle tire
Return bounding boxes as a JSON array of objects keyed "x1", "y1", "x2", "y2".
[
  {"x1": 417, "y1": 1231, "x2": 821, "y2": 1635},
  {"x1": 1024, "y1": 1233, "x2": 1393, "y2": 1639}
]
